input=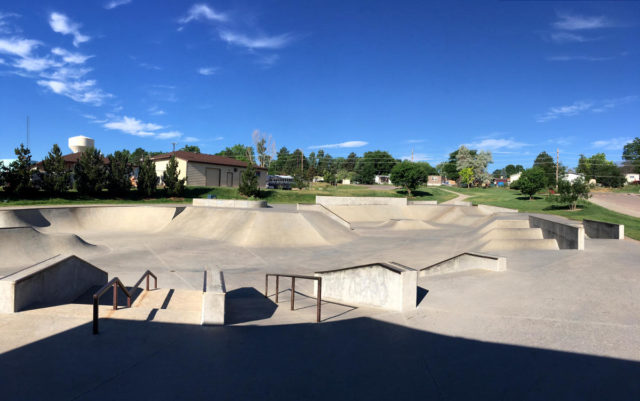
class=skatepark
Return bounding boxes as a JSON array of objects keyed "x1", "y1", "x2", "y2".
[{"x1": 0, "y1": 198, "x2": 639, "y2": 400}]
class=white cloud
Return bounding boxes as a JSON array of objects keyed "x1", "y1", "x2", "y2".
[
  {"x1": 198, "y1": 66, "x2": 217, "y2": 75},
  {"x1": 49, "y1": 12, "x2": 90, "y2": 47},
  {"x1": 592, "y1": 138, "x2": 632, "y2": 151},
  {"x1": 536, "y1": 101, "x2": 593, "y2": 122},
  {"x1": 0, "y1": 12, "x2": 19, "y2": 34},
  {"x1": 155, "y1": 131, "x2": 182, "y2": 140},
  {"x1": 13, "y1": 56, "x2": 58, "y2": 72},
  {"x1": 219, "y1": 30, "x2": 293, "y2": 49},
  {"x1": 309, "y1": 141, "x2": 368, "y2": 149},
  {"x1": 549, "y1": 32, "x2": 591, "y2": 44},
  {"x1": 0, "y1": 37, "x2": 40, "y2": 57},
  {"x1": 179, "y1": 4, "x2": 227, "y2": 24},
  {"x1": 51, "y1": 47, "x2": 92, "y2": 64},
  {"x1": 148, "y1": 106, "x2": 165, "y2": 116},
  {"x1": 592, "y1": 95, "x2": 638, "y2": 113},
  {"x1": 103, "y1": 116, "x2": 163, "y2": 136},
  {"x1": 404, "y1": 139, "x2": 425, "y2": 144},
  {"x1": 553, "y1": 14, "x2": 613, "y2": 31},
  {"x1": 183, "y1": 136, "x2": 200, "y2": 142},
  {"x1": 105, "y1": 0, "x2": 132, "y2": 10},
  {"x1": 37, "y1": 79, "x2": 110, "y2": 105},
  {"x1": 547, "y1": 55, "x2": 611, "y2": 62},
  {"x1": 465, "y1": 138, "x2": 529, "y2": 150}
]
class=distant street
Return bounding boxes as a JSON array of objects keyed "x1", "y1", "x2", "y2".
[{"x1": 590, "y1": 193, "x2": 640, "y2": 218}]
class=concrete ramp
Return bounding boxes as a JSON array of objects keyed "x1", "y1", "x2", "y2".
[
  {"x1": 420, "y1": 252, "x2": 506, "y2": 277},
  {"x1": 478, "y1": 239, "x2": 559, "y2": 251},
  {"x1": 0, "y1": 227, "x2": 100, "y2": 267},
  {"x1": 382, "y1": 219, "x2": 436, "y2": 231},
  {"x1": 37, "y1": 207, "x2": 177, "y2": 233},
  {"x1": 0, "y1": 209, "x2": 51, "y2": 229}
]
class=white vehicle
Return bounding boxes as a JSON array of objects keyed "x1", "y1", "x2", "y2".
[{"x1": 267, "y1": 175, "x2": 293, "y2": 190}]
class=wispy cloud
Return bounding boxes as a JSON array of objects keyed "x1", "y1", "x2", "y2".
[
  {"x1": 219, "y1": 30, "x2": 294, "y2": 50},
  {"x1": 0, "y1": 12, "x2": 20, "y2": 34},
  {"x1": 553, "y1": 14, "x2": 614, "y2": 31},
  {"x1": 198, "y1": 66, "x2": 217, "y2": 75},
  {"x1": 400, "y1": 153, "x2": 432, "y2": 162},
  {"x1": 549, "y1": 31, "x2": 593, "y2": 44},
  {"x1": 179, "y1": 4, "x2": 227, "y2": 24},
  {"x1": 465, "y1": 138, "x2": 529, "y2": 151},
  {"x1": 51, "y1": 47, "x2": 92, "y2": 64},
  {"x1": 104, "y1": 116, "x2": 163, "y2": 136},
  {"x1": 592, "y1": 137, "x2": 632, "y2": 151},
  {"x1": 104, "y1": 0, "x2": 132, "y2": 10},
  {"x1": 148, "y1": 106, "x2": 165, "y2": 116},
  {"x1": 155, "y1": 131, "x2": 182, "y2": 140},
  {"x1": 256, "y1": 54, "x2": 279, "y2": 68},
  {"x1": 547, "y1": 55, "x2": 612, "y2": 62},
  {"x1": 0, "y1": 37, "x2": 40, "y2": 57},
  {"x1": 49, "y1": 12, "x2": 90, "y2": 47},
  {"x1": 404, "y1": 139, "x2": 425, "y2": 144},
  {"x1": 37, "y1": 79, "x2": 110, "y2": 105},
  {"x1": 309, "y1": 141, "x2": 368, "y2": 149},
  {"x1": 183, "y1": 136, "x2": 199, "y2": 142},
  {"x1": 592, "y1": 95, "x2": 637, "y2": 113},
  {"x1": 537, "y1": 101, "x2": 593, "y2": 122}
]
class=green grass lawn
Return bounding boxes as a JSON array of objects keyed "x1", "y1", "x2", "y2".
[
  {"x1": 444, "y1": 186, "x2": 640, "y2": 240},
  {"x1": 0, "y1": 184, "x2": 457, "y2": 207}
]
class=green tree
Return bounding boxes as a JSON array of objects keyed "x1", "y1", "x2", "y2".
[
  {"x1": 107, "y1": 150, "x2": 132, "y2": 196},
  {"x1": 323, "y1": 170, "x2": 337, "y2": 186},
  {"x1": 74, "y1": 147, "x2": 107, "y2": 196},
  {"x1": 292, "y1": 171, "x2": 307, "y2": 189},
  {"x1": 268, "y1": 146, "x2": 290, "y2": 174},
  {"x1": 622, "y1": 137, "x2": 640, "y2": 173},
  {"x1": 533, "y1": 151, "x2": 564, "y2": 189},
  {"x1": 137, "y1": 155, "x2": 158, "y2": 197},
  {"x1": 42, "y1": 144, "x2": 70, "y2": 195},
  {"x1": 556, "y1": 178, "x2": 591, "y2": 210},
  {"x1": 180, "y1": 144, "x2": 200, "y2": 153},
  {"x1": 162, "y1": 155, "x2": 186, "y2": 196},
  {"x1": 3, "y1": 144, "x2": 34, "y2": 196},
  {"x1": 518, "y1": 167, "x2": 547, "y2": 200},
  {"x1": 354, "y1": 159, "x2": 376, "y2": 184},
  {"x1": 239, "y1": 163, "x2": 260, "y2": 197},
  {"x1": 344, "y1": 152, "x2": 358, "y2": 171},
  {"x1": 216, "y1": 144, "x2": 255, "y2": 163},
  {"x1": 390, "y1": 161, "x2": 428, "y2": 195},
  {"x1": 459, "y1": 167, "x2": 474, "y2": 188},
  {"x1": 577, "y1": 153, "x2": 625, "y2": 187},
  {"x1": 456, "y1": 145, "x2": 493, "y2": 186}
]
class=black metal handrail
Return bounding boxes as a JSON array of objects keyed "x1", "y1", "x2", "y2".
[
  {"x1": 265, "y1": 273, "x2": 322, "y2": 323},
  {"x1": 92, "y1": 270, "x2": 158, "y2": 335}
]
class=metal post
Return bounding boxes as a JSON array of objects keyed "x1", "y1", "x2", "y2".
[
  {"x1": 316, "y1": 278, "x2": 322, "y2": 323},
  {"x1": 112, "y1": 282, "x2": 117, "y2": 310},
  {"x1": 127, "y1": 294, "x2": 131, "y2": 308},
  {"x1": 146, "y1": 275, "x2": 150, "y2": 291},
  {"x1": 276, "y1": 276, "x2": 279, "y2": 303},
  {"x1": 291, "y1": 277, "x2": 295, "y2": 310},
  {"x1": 265, "y1": 275, "x2": 268, "y2": 298},
  {"x1": 93, "y1": 298, "x2": 99, "y2": 335},
  {"x1": 153, "y1": 275, "x2": 157, "y2": 289}
]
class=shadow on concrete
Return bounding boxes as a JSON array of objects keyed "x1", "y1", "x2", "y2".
[
  {"x1": 73, "y1": 285, "x2": 148, "y2": 307},
  {"x1": 225, "y1": 287, "x2": 278, "y2": 324},
  {"x1": 417, "y1": 286, "x2": 429, "y2": 306},
  {"x1": 0, "y1": 317, "x2": 639, "y2": 400}
]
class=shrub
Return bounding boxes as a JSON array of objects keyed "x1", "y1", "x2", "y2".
[
  {"x1": 556, "y1": 178, "x2": 591, "y2": 210},
  {"x1": 3, "y1": 144, "x2": 35, "y2": 196},
  {"x1": 162, "y1": 155, "x2": 186, "y2": 196},
  {"x1": 239, "y1": 163, "x2": 260, "y2": 197},
  {"x1": 107, "y1": 150, "x2": 132, "y2": 196},
  {"x1": 137, "y1": 156, "x2": 158, "y2": 197},
  {"x1": 518, "y1": 167, "x2": 547, "y2": 200},
  {"x1": 390, "y1": 161, "x2": 428, "y2": 195},
  {"x1": 74, "y1": 147, "x2": 107, "y2": 196},
  {"x1": 42, "y1": 144, "x2": 70, "y2": 195}
]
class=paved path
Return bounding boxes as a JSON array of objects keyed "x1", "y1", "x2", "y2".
[
  {"x1": 439, "y1": 188, "x2": 471, "y2": 204},
  {"x1": 590, "y1": 193, "x2": 640, "y2": 218}
]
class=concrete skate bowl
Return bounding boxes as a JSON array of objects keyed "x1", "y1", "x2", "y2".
[{"x1": 0, "y1": 227, "x2": 100, "y2": 268}]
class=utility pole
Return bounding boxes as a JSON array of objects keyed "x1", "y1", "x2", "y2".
[
  {"x1": 300, "y1": 151, "x2": 304, "y2": 174},
  {"x1": 411, "y1": 148, "x2": 414, "y2": 162},
  {"x1": 26, "y1": 116, "x2": 30, "y2": 149},
  {"x1": 556, "y1": 148, "x2": 560, "y2": 192}
]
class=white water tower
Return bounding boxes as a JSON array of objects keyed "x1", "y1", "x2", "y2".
[{"x1": 68, "y1": 136, "x2": 95, "y2": 153}]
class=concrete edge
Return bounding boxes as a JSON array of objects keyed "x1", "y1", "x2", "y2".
[
  {"x1": 583, "y1": 219, "x2": 624, "y2": 240},
  {"x1": 529, "y1": 214, "x2": 584, "y2": 250},
  {"x1": 420, "y1": 252, "x2": 507, "y2": 277},
  {"x1": 297, "y1": 203, "x2": 353, "y2": 230},
  {"x1": 201, "y1": 269, "x2": 226, "y2": 325},
  {"x1": 193, "y1": 198, "x2": 268, "y2": 209}
]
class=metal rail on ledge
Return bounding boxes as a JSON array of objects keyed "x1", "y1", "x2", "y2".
[{"x1": 265, "y1": 273, "x2": 322, "y2": 323}]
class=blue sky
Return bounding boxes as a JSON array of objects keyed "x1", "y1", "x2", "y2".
[{"x1": 0, "y1": 0, "x2": 638, "y2": 169}]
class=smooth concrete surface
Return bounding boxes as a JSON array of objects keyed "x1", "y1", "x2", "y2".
[
  {"x1": 201, "y1": 269, "x2": 226, "y2": 325},
  {"x1": 296, "y1": 203, "x2": 353, "y2": 230},
  {"x1": 583, "y1": 219, "x2": 625, "y2": 240},
  {"x1": 0, "y1": 204, "x2": 639, "y2": 399},
  {"x1": 420, "y1": 252, "x2": 507, "y2": 277},
  {"x1": 590, "y1": 192, "x2": 640, "y2": 218},
  {"x1": 0, "y1": 254, "x2": 107, "y2": 313},
  {"x1": 316, "y1": 195, "x2": 407, "y2": 206},
  {"x1": 529, "y1": 214, "x2": 585, "y2": 250},
  {"x1": 407, "y1": 200, "x2": 438, "y2": 205},
  {"x1": 314, "y1": 263, "x2": 417, "y2": 311},
  {"x1": 192, "y1": 198, "x2": 268, "y2": 208}
]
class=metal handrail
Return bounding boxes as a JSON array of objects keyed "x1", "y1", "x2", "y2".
[
  {"x1": 265, "y1": 273, "x2": 322, "y2": 323},
  {"x1": 92, "y1": 270, "x2": 158, "y2": 335}
]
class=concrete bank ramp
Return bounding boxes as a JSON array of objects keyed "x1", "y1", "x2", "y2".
[
  {"x1": 164, "y1": 207, "x2": 353, "y2": 247},
  {"x1": 0, "y1": 209, "x2": 51, "y2": 229},
  {"x1": 0, "y1": 227, "x2": 100, "y2": 267},
  {"x1": 325, "y1": 204, "x2": 488, "y2": 227}
]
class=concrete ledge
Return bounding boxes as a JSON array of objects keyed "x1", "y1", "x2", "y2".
[
  {"x1": 529, "y1": 215, "x2": 584, "y2": 250},
  {"x1": 583, "y1": 219, "x2": 624, "y2": 240},
  {"x1": 316, "y1": 196, "x2": 407, "y2": 206},
  {"x1": 408, "y1": 200, "x2": 438, "y2": 205},
  {"x1": 297, "y1": 204, "x2": 353, "y2": 230},
  {"x1": 314, "y1": 262, "x2": 417, "y2": 311},
  {"x1": 477, "y1": 204, "x2": 519, "y2": 214},
  {"x1": 420, "y1": 252, "x2": 506, "y2": 277},
  {"x1": 201, "y1": 269, "x2": 226, "y2": 325},
  {"x1": 0, "y1": 254, "x2": 107, "y2": 313},
  {"x1": 193, "y1": 198, "x2": 267, "y2": 209}
]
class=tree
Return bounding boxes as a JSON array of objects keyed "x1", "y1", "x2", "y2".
[
  {"x1": 459, "y1": 167, "x2": 474, "y2": 188},
  {"x1": 137, "y1": 155, "x2": 158, "y2": 197},
  {"x1": 252, "y1": 130, "x2": 275, "y2": 168},
  {"x1": 239, "y1": 163, "x2": 260, "y2": 197},
  {"x1": 390, "y1": 161, "x2": 428, "y2": 195},
  {"x1": 74, "y1": 147, "x2": 107, "y2": 196},
  {"x1": 518, "y1": 167, "x2": 547, "y2": 200},
  {"x1": 622, "y1": 137, "x2": 640, "y2": 173},
  {"x1": 162, "y1": 155, "x2": 186, "y2": 196},
  {"x1": 456, "y1": 146, "x2": 493, "y2": 186},
  {"x1": 323, "y1": 170, "x2": 337, "y2": 186},
  {"x1": 556, "y1": 178, "x2": 591, "y2": 210},
  {"x1": 533, "y1": 151, "x2": 564, "y2": 189},
  {"x1": 577, "y1": 153, "x2": 625, "y2": 187},
  {"x1": 344, "y1": 152, "x2": 358, "y2": 171},
  {"x1": 354, "y1": 159, "x2": 376, "y2": 184},
  {"x1": 42, "y1": 144, "x2": 70, "y2": 195},
  {"x1": 107, "y1": 150, "x2": 132, "y2": 196},
  {"x1": 216, "y1": 144, "x2": 255, "y2": 163},
  {"x1": 292, "y1": 171, "x2": 307, "y2": 189},
  {"x1": 180, "y1": 144, "x2": 200, "y2": 153},
  {"x1": 505, "y1": 164, "x2": 524, "y2": 176},
  {"x1": 3, "y1": 144, "x2": 34, "y2": 196},
  {"x1": 354, "y1": 151, "x2": 397, "y2": 184}
]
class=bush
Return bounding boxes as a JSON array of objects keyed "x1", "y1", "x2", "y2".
[
  {"x1": 3, "y1": 144, "x2": 35, "y2": 196},
  {"x1": 137, "y1": 156, "x2": 158, "y2": 197},
  {"x1": 556, "y1": 178, "x2": 591, "y2": 210},
  {"x1": 390, "y1": 161, "x2": 428, "y2": 195},
  {"x1": 42, "y1": 144, "x2": 70, "y2": 195},
  {"x1": 107, "y1": 150, "x2": 132, "y2": 196},
  {"x1": 74, "y1": 147, "x2": 108, "y2": 196},
  {"x1": 518, "y1": 167, "x2": 547, "y2": 200},
  {"x1": 293, "y1": 172, "x2": 307, "y2": 190},
  {"x1": 239, "y1": 163, "x2": 260, "y2": 197},
  {"x1": 162, "y1": 155, "x2": 186, "y2": 196}
]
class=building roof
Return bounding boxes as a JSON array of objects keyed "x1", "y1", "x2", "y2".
[
  {"x1": 35, "y1": 152, "x2": 110, "y2": 169},
  {"x1": 151, "y1": 151, "x2": 267, "y2": 170}
]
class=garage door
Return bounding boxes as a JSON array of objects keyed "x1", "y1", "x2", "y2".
[
  {"x1": 226, "y1": 172, "x2": 233, "y2": 187},
  {"x1": 205, "y1": 168, "x2": 221, "y2": 186}
]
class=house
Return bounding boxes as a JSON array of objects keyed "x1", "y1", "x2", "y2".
[
  {"x1": 374, "y1": 175, "x2": 392, "y2": 185},
  {"x1": 625, "y1": 173, "x2": 639, "y2": 184},
  {"x1": 509, "y1": 172, "x2": 521, "y2": 183},
  {"x1": 151, "y1": 151, "x2": 267, "y2": 188},
  {"x1": 564, "y1": 173, "x2": 583, "y2": 183},
  {"x1": 427, "y1": 175, "x2": 442, "y2": 186},
  {"x1": 494, "y1": 178, "x2": 508, "y2": 187}
]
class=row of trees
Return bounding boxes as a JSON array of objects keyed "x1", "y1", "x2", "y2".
[{"x1": 0, "y1": 144, "x2": 186, "y2": 198}]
